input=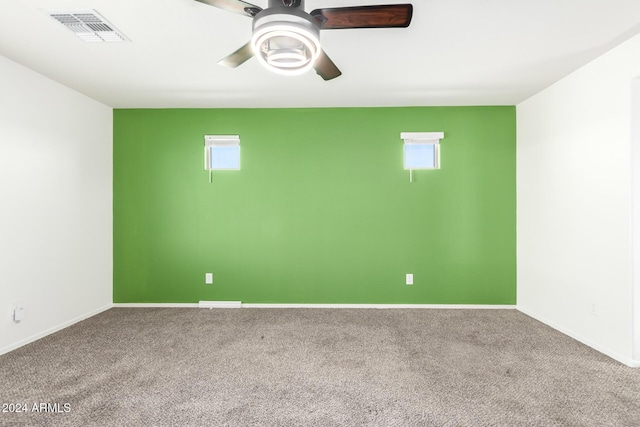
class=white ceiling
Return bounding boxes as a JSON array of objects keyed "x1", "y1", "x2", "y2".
[{"x1": 1, "y1": 0, "x2": 639, "y2": 108}]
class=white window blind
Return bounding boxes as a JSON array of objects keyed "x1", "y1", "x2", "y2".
[
  {"x1": 400, "y1": 132, "x2": 444, "y2": 182},
  {"x1": 204, "y1": 135, "x2": 240, "y2": 171}
]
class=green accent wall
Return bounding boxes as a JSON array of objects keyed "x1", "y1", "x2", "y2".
[{"x1": 113, "y1": 107, "x2": 516, "y2": 304}]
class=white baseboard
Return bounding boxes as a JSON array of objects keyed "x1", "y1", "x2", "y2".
[
  {"x1": 113, "y1": 303, "x2": 199, "y2": 308},
  {"x1": 0, "y1": 303, "x2": 113, "y2": 357},
  {"x1": 199, "y1": 301, "x2": 242, "y2": 308},
  {"x1": 112, "y1": 302, "x2": 515, "y2": 310},
  {"x1": 241, "y1": 303, "x2": 516, "y2": 309},
  {"x1": 517, "y1": 306, "x2": 640, "y2": 368}
]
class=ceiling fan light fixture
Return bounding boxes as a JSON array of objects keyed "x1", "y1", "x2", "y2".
[
  {"x1": 251, "y1": 9, "x2": 320, "y2": 76},
  {"x1": 266, "y1": 48, "x2": 307, "y2": 68}
]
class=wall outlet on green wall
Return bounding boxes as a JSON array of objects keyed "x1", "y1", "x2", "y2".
[{"x1": 205, "y1": 273, "x2": 213, "y2": 285}]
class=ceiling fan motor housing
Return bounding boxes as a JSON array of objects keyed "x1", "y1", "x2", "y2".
[
  {"x1": 268, "y1": 0, "x2": 304, "y2": 9},
  {"x1": 251, "y1": 5, "x2": 321, "y2": 75}
]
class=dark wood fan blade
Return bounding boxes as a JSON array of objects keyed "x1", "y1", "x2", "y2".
[
  {"x1": 218, "y1": 42, "x2": 254, "y2": 68},
  {"x1": 194, "y1": 0, "x2": 262, "y2": 18},
  {"x1": 314, "y1": 50, "x2": 342, "y2": 81},
  {"x1": 311, "y1": 4, "x2": 413, "y2": 29}
]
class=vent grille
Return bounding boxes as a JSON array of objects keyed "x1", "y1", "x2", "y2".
[{"x1": 50, "y1": 10, "x2": 128, "y2": 43}]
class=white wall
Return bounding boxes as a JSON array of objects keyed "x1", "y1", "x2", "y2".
[
  {"x1": 632, "y1": 78, "x2": 640, "y2": 362},
  {"x1": 517, "y1": 34, "x2": 640, "y2": 366},
  {"x1": 0, "y1": 55, "x2": 112, "y2": 355}
]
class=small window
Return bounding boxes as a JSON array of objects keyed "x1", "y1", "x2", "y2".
[
  {"x1": 404, "y1": 143, "x2": 438, "y2": 169},
  {"x1": 204, "y1": 135, "x2": 240, "y2": 171},
  {"x1": 400, "y1": 132, "x2": 444, "y2": 182}
]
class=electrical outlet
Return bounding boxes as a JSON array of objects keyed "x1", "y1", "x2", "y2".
[
  {"x1": 406, "y1": 274, "x2": 413, "y2": 285},
  {"x1": 205, "y1": 273, "x2": 213, "y2": 285},
  {"x1": 590, "y1": 302, "x2": 599, "y2": 317},
  {"x1": 13, "y1": 306, "x2": 24, "y2": 322}
]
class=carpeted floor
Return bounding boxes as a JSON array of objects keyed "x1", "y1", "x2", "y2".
[{"x1": 0, "y1": 308, "x2": 639, "y2": 426}]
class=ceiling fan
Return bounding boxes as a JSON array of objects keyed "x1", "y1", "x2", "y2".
[{"x1": 195, "y1": 0, "x2": 413, "y2": 80}]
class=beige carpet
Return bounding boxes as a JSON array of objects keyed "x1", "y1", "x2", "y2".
[{"x1": 1, "y1": 308, "x2": 639, "y2": 426}]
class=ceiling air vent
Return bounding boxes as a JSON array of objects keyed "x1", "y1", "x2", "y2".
[{"x1": 50, "y1": 10, "x2": 128, "y2": 42}]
